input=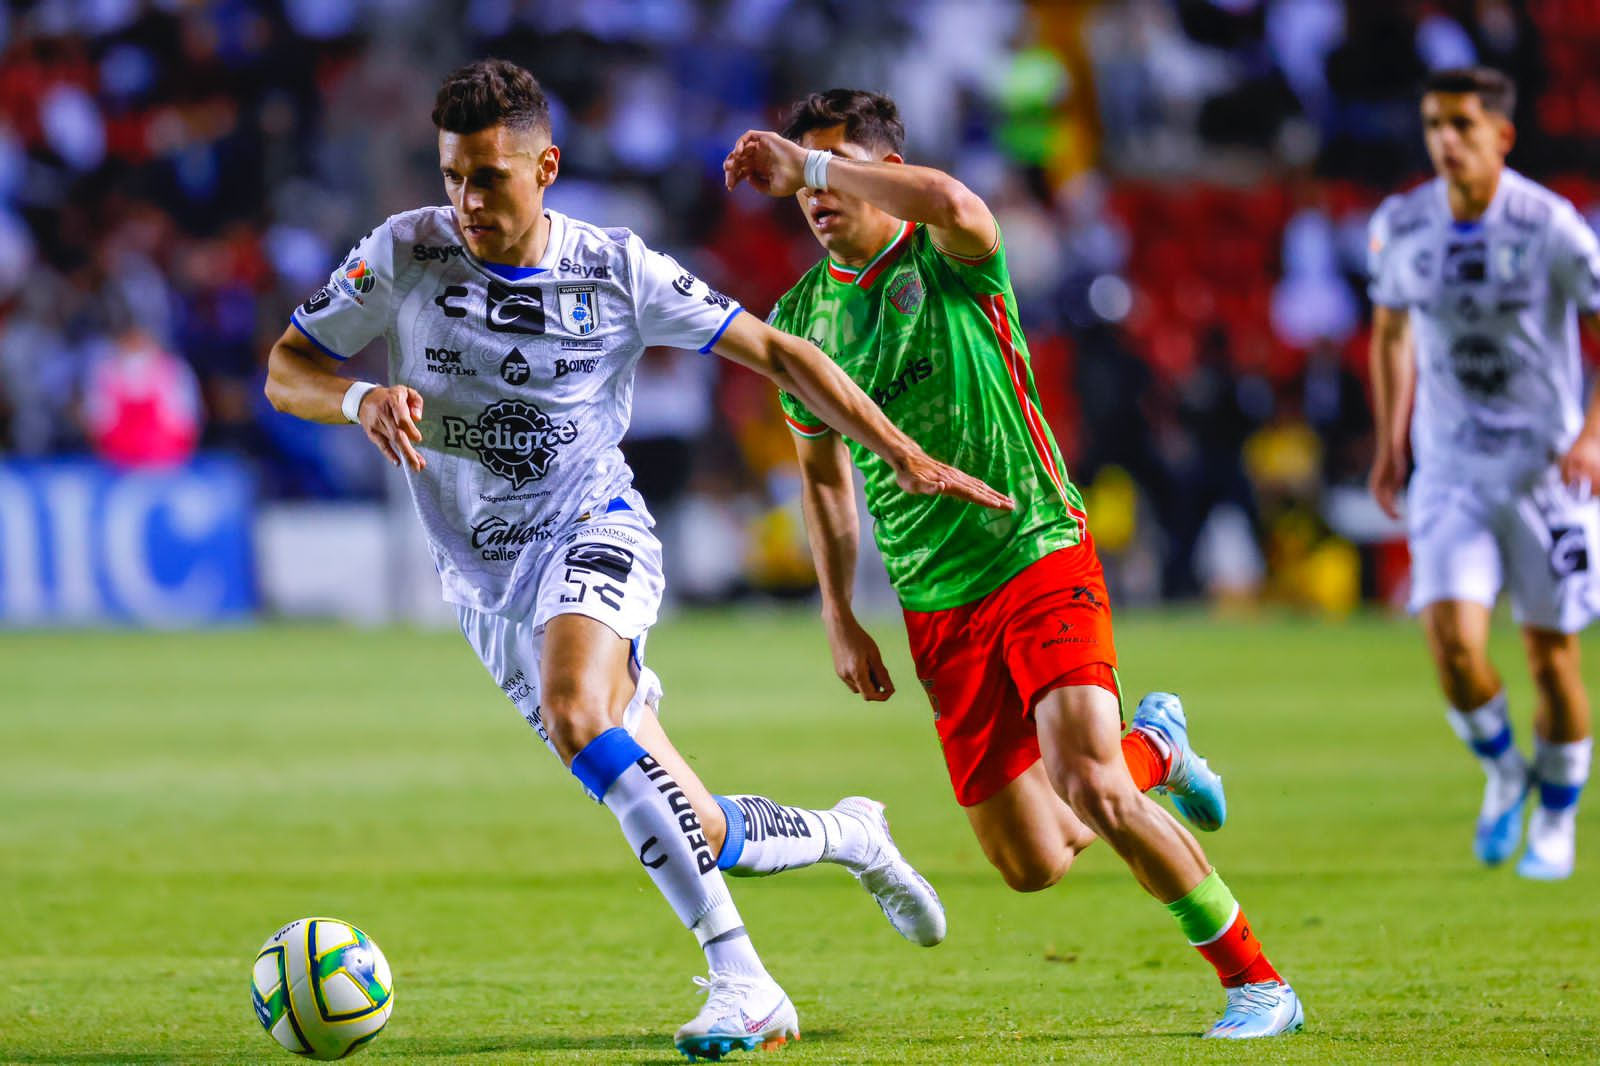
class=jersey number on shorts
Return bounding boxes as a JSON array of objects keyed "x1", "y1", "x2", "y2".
[{"x1": 559, "y1": 543, "x2": 634, "y2": 610}]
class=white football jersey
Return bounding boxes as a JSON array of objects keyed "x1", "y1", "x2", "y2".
[
  {"x1": 1367, "y1": 169, "x2": 1600, "y2": 481},
  {"x1": 291, "y1": 206, "x2": 742, "y2": 617}
]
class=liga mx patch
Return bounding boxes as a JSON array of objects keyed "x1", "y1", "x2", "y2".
[
  {"x1": 888, "y1": 272, "x2": 924, "y2": 315},
  {"x1": 559, "y1": 284, "x2": 599, "y2": 335}
]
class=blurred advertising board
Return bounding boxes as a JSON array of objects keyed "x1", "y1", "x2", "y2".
[{"x1": 0, "y1": 458, "x2": 256, "y2": 625}]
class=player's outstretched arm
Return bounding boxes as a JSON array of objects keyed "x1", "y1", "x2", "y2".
[
  {"x1": 723, "y1": 129, "x2": 997, "y2": 259},
  {"x1": 1367, "y1": 304, "x2": 1415, "y2": 519},
  {"x1": 264, "y1": 326, "x2": 427, "y2": 471},
  {"x1": 711, "y1": 312, "x2": 1013, "y2": 511},
  {"x1": 793, "y1": 431, "x2": 895, "y2": 701}
]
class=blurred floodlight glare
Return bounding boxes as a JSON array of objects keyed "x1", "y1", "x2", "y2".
[{"x1": 1088, "y1": 274, "x2": 1132, "y2": 323}]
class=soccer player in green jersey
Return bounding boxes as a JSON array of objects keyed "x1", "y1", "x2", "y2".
[{"x1": 723, "y1": 90, "x2": 1304, "y2": 1038}]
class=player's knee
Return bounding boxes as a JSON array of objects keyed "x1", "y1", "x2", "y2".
[
  {"x1": 1430, "y1": 632, "x2": 1489, "y2": 695},
  {"x1": 1059, "y1": 770, "x2": 1139, "y2": 838},
  {"x1": 990, "y1": 849, "x2": 1071, "y2": 893},
  {"x1": 541, "y1": 679, "x2": 615, "y2": 762}
]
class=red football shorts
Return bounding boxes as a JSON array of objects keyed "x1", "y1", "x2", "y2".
[{"x1": 902, "y1": 540, "x2": 1119, "y2": 807}]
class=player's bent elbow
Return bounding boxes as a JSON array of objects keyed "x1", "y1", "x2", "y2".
[{"x1": 263, "y1": 356, "x2": 290, "y2": 412}]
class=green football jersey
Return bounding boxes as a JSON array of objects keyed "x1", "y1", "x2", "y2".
[{"x1": 774, "y1": 221, "x2": 1086, "y2": 612}]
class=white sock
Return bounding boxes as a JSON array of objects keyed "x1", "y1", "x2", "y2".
[
  {"x1": 1533, "y1": 735, "x2": 1592, "y2": 816},
  {"x1": 1445, "y1": 692, "x2": 1526, "y2": 783},
  {"x1": 714, "y1": 795, "x2": 869, "y2": 875},
  {"x1": 572, "y1": 729, "x2": 765, "y2": 976}
]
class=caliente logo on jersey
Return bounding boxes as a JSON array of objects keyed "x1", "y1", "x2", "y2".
[
  {"x1": 558, "y1": 284, "x2": 599, "y2": 335},
  {"x1": 442, "y1": 400, "x2": 577, "y2": 489}
]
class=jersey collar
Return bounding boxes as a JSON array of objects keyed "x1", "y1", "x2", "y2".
[
  {"x1": 826, "y1": 220, "x2": 915, "y2": 289},
  {"x1": 458, "y1": 209, "x2": 566, "y2": 284}
]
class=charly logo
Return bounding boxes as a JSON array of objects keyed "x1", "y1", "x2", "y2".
[
  {"x1": 442, "y1": 400, "x2": 577, "y2": 489},
  {"x1": 558, "y1": 284, "x2": 599, "y2": 335},
  {"x1": 500, "y1": 348, "x2": 531, "y2": 385},
  {"x1": 301, "y1": 285, "x2": 332, "y2": 314},
  {"x1": 471, "y1": 513, "x2": 558, "y2": 562}
]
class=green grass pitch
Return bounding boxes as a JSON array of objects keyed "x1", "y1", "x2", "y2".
[{"x1": 2, "y1": 611, "x2": 1597, "y2": 1064}]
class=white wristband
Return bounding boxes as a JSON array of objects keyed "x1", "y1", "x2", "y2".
[
  {"x1": 341, "y1": 381, "x2": 378, "y2": 424},
  {"x1": 803, "y1": 148, "x2": 832, "y2": 192}
]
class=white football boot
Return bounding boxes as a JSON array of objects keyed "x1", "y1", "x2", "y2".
[
  {"x1": 833, "y1": 797, "x2": 947, "y2": 947},
  {"x1": 1517, "y1": 806, "x2": 1576, "y2": 880},
  {"x1": 1203, "y1": 981, "x2": 1305, "y2": 1039},
  {"x1": 674, "y1": 972, "x2": 799, "y2": 1061}
]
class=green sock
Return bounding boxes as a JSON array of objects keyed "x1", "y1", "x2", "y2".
[{"x1": 1165, "y1": 869, "x2": 1237, "y2": 944}]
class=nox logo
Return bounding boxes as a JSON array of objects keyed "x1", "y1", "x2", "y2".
[
  {"x1": 500, "y1": 348, "x2": 531, "y2": 385},
  {"x1": 555, "y1": 357, "x2": 600, "y2": 379},
  {"x1": 425, "y1": 347, "x2": 475, "y2": 376},
  {"x1": 442, "y1": 400, "x2": 577, "y2": 488},
  {"x1": 486, "y1": 282, "x2": 546, "y2": 334}
]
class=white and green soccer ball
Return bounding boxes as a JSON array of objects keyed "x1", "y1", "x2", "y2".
[{"x1": 251, "y1": 917, "x2": 394, "y2": 1060}]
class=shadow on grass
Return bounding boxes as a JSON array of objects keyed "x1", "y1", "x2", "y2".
[{"x1": 380, "y1": 1028, "x2": 841, "y2": 1059}]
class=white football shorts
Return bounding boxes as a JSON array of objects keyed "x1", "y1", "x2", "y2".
[
  {"x1": 456, "y1": 498, "x2": 666, "y2": 757},
  {"x1": 1407, "y1": 467, "x2": 1600, "y2": 633}
]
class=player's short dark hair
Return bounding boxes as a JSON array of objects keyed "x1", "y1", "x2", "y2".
[
  {"x1": 781, "y1": 89, "x2": 905, "y2": 155},
  {"x1": 432, "y1": 59, "x2": 551, "y2": 137},
  {"x1": 1423, "y1": 66, "x2": 1516, "y2": 118}
]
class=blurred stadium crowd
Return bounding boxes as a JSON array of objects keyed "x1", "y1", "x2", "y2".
[{"x1": 3, "y1": 0, "x2": 1599, "y2": 611}]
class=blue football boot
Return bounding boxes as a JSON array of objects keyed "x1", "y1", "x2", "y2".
[
  {"x1": 1474, "y1": 765, "x2": 1531, "y2": 867},
  {"x1": 1203, "y1": 981, "x2": 1305, "y2": 1039},
  {"x1": 1131, "y1": 692, "x2": 1227, "y2": 832}
]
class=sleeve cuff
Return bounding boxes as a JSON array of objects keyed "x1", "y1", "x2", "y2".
[
  {"x1": 784, "y1": 413, "x2": 831, "y2": 438},
  {"x1": 290, "y1": 313, "x2": 350, "y2": 361},
  {"x1": 697, "y1": 305, "x2": 745, "y2": 354}
]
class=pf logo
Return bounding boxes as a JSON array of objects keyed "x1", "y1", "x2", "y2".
[{"x1": 500, "y1": 349, "x2": 531, "y2": 385}]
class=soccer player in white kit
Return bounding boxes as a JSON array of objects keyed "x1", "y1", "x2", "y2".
[
  {"x1": 264, "y1": 60, "x2": 1014, "y2": 1060},
  {"x1": 1368, "y1": 67, "x2": 1600, "y2": 880}
]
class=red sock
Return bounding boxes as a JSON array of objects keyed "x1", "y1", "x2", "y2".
[
  {"x1": 1195, "y1": 909, "x2": 1283, "y2": 988},
  {"x1": 1121, "y1": 729, "x2": 1170, "y2": 792}
]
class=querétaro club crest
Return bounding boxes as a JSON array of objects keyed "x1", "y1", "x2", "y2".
[{"x1": 442, "y1": 400, "x2": 578, "y2": 489}]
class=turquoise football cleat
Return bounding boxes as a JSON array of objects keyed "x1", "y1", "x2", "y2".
[
  {"x1": 1203, "y1": 981, "x2": 1305, "y2": 1039},
  {"x1": 1131, "y1": 692, "x2": 1227, "y2": 831},
  {"x1": 675, "y1": 972, "x2": 799, "y2": 1061},
  {"x1": 1474, "y1": 772, "x2": 1530, "y2": 867}
]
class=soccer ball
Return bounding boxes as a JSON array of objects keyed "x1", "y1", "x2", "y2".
[{"x1": 251, "y1": 917, "x2": 394, "y2": 1060}]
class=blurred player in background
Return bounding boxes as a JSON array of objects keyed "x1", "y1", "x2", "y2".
[
  {"x1": 1368, "y1": 67, "x2": 1600, "y2": 880},
  {"x1": 264, "y1": 59, "x2": 1014, "y2": 1061},
  {"x1": 724, "y1": 90, "x2": 1303, "y2": 1039}
]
